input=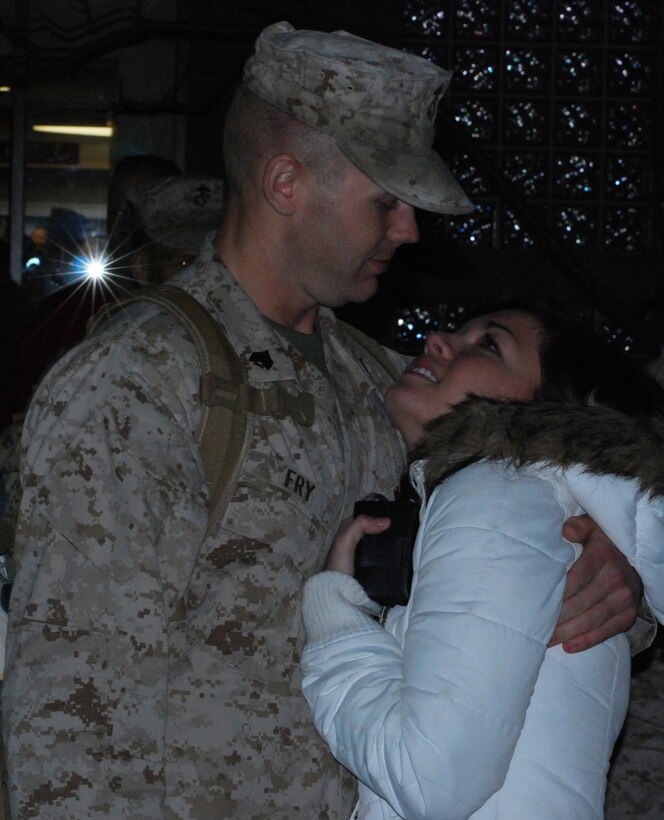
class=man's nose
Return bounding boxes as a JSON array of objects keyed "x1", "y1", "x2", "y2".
[{"x1": 387, "y1": 203, "x2": 419, "y2": 245}]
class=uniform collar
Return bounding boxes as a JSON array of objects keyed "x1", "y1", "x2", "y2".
[{"x1": 175, "y1": 238, "x2": 342, "y2": 388}]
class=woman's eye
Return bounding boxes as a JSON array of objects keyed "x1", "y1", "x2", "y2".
[{"x1": 478, "y1": 334, "x2": 499, "y2": 355}]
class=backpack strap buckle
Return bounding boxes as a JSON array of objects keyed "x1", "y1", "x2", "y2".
[{"x1": 200, "y1": 373, "x2": 315, "y2": 427}]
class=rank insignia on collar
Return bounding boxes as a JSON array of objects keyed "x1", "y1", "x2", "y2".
[{"x1": 249, "y1": 350, "x2": 274, "y2": 370}]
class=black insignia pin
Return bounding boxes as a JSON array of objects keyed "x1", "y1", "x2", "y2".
[{"x1": 249, "y1": 350, "x2": 274, "y2": 370}]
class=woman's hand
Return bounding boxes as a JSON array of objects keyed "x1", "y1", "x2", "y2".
[{"x1": 325, "y1": 514, "x2": 391, "y2": 575}]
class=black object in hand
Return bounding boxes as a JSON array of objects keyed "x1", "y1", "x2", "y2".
[{"x1": 353, "y1": 495, "x2": 419, "y2": 608}]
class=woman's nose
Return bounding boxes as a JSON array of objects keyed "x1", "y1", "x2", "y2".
[{"x1": 425, "y1": 331, "x2": 459, "y2": 360}]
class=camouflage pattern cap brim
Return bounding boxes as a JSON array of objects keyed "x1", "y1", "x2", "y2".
[
  {"x1": 127, "y1": 176, "x2": 225, "y2": 253},
  {"x1": 244, "y1": 21, "x2": 473, "y2": 215}
]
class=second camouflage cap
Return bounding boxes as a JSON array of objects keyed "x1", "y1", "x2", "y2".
[
  {"x1": 244, "y1": 21, "x2": 472, "y2": 215},
  {"x1": 128, "y1": 176, "x2": 224, "y2": 253}
]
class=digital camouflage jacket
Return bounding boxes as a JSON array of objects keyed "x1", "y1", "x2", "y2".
[{"x1": 4, "y1": 242, "x2": 407, "y2": 819}]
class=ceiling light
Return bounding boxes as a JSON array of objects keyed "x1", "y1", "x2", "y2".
[{"x1": 32, "y1": 125, "x2": 113, "y2": 138}]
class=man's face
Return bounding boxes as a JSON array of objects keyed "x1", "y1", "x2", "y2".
[{"x1": 292, "y1": 161, "x2": 420, "y2": 309}]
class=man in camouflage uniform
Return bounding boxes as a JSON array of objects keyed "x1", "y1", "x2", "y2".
[{"x1": 3, "y1": 21, "x2": 645, "y2": 819}]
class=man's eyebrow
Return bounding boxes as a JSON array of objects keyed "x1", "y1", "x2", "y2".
[{"x1": 487, "y1": 321, "x2": 516, "y2": 341}]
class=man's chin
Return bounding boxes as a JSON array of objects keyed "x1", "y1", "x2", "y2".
[
  {"x1": 349, "y1": 277, "x2": 381, "y2": 304},
  {"x1": 320, "y1": 278, "x2": 380, "y2": 309}
]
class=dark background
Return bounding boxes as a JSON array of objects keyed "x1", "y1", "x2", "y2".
[{"x1": 1, "y1": 0, "x2": 662, "y2": 358}]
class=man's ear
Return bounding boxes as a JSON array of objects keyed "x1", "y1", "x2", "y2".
[{"x1": 263, "y1": 154, "x2": 304, "y2": 215}]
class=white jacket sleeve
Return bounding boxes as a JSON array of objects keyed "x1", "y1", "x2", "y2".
[{"x1": 301, "y1": 462, "x2": 578, "y2": 820}]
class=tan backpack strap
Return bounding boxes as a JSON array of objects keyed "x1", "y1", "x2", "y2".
[
  {"x1": 336, "y1": 320, "x2": 403, "y2": 383},
  {"x1": 89, "y1": 286, "x2": 314, "y2": 534},
  {"x1": 92, "y1": 286, "x2": 254, "y2": 534}
]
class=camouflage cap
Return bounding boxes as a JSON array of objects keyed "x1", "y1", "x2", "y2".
[
  {"x1": 127, "y1": 176, "x2": 224, "y2": 253},
  {"x1": 244, "y1": 21, "x2": 472, "y2": 215}
]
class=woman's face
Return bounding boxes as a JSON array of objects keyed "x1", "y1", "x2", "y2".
[{"x1": 385, "y1": 310, "x2": 543, "y2": 448}]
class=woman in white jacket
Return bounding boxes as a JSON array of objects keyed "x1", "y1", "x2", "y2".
[{"x1": 300, "y1": 306, "x2": 664, "y2": 819}]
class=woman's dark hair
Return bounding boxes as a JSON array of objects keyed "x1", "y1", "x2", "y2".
[{"x1": 467, "y1": 297, "x2": 664, "y2": 420}]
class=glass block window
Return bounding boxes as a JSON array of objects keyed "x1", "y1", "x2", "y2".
[
  {"x1": 453, "y1": 0, "x2": 499, "y2": 38},
  {"x1": 556, "y1": 50, "x2": 602, "y2": 94},
  {"x1": 450, "y1": 154, "x2": 491, "y2": 195},
  {"x1": 394, "y1": 306, "x2": 440, "y2": 350},
  {"x1": 448, "y1": 98, "x2": 498, "y2": 142},
  {"x1": 556, "y1": 0, "x2": 605, "y2": 43},
  {"x1": 393, "y1": 304, "x2": 469, "y2": 352},
  {"x1": 501, "y1": 152, "x2": 549, "y2": 197},
  {"x1": 503, "y1": 100, "x2": 548, "y2": 145},
  {"x1": 554, "y1": 102, "x2": 601, "y2": 147},
  {"x1": 609, "y1": 0, "x2": 653, "y2": 43},
  {"x1": 606, "y1": 155, "x2": 651, "y2": 200},
  {"x1": 553, "y1": 154, "x2": 598, "y2": 198},
  {"x1": 504, "y1": 48, "x2": 549, "y2": 93},
  {"x1": 555, "y1": 204, "x2": 598, "y2": 246},
  {"x1": 452, "y1": 46, "x2": 499, "y2": 92},
  {"x1": 402, "y1": 0, "x2": 657, "y2": 255},
  {"x1": 604, "y1": 205, "x2": 650, "y2": 250},
  {"x1": 502, "y1": 208, "x2": 537, "y2": 246},
  {"x1": 447, "y1": 202, "x2": 496, "y2": 246},
  {"x1": 505, "y1": 0, "x2": 553, "y2": 40}
]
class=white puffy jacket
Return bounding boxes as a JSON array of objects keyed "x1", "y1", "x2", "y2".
[{"x1": 301, "y1": 400, "x2": 664, "y2": 819}]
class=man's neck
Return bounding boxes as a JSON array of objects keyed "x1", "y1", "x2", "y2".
[{"x1": 214, "y1": 224, "x2": 319, "y2": 334}]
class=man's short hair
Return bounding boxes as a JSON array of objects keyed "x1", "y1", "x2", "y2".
[{"x1": 223, "y1": 84, "x2": 347, "y2": 196}]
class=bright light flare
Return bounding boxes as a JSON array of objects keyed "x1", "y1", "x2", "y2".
[{"x1": 82, "y1": 256, "x2": 109, "y2": 280}]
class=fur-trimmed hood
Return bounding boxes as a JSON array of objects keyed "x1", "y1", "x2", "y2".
[
  {"x1": 411, "y1": 398, "x2": 664, "y2": 626},
  {"x1": 412, "y1": 397, "x2": 664, "y2": 499}
]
